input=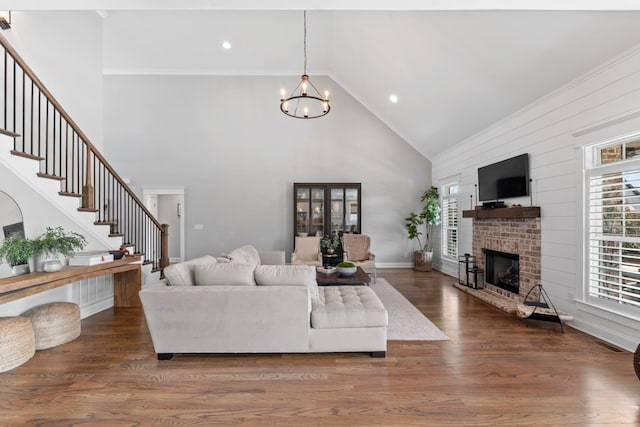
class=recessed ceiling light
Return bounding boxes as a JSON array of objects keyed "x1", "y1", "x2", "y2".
[
  {"x1": 389, "y1": 94, "x2": 398, "y2": 104},
  {"x1": 222, "y1": 41, "x2": 231, "y2": 50}
]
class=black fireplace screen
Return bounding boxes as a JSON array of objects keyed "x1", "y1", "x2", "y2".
[{"x1": 485, "y1": 249, "x2": 519, "y2": 294}]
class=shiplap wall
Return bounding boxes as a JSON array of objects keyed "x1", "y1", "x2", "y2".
[{"x1": 432, "y1": 44, "x2": 640, "y2": 351}]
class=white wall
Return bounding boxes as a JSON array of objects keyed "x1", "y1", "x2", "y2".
[
  {"x1": 3, "y1": 11, "x2": 104, "y2": 150},
  {"x1": 432, "y1": 44, "x2": 640, "y2": 351},
  {"x1": 103, "y1": 75, "x2": 431, "y2": 263}
]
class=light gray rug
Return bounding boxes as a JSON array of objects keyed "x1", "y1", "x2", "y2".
[{"x1": 371, "y1": 278, "x2": 449, "y2": 341}]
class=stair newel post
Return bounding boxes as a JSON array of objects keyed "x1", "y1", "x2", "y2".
[
  {"x1": 160, "y1": 224, "x2": 169, "y2": 270},
  {"x1": 82, "y1": 147, "x2": 94, "y2": 210}
]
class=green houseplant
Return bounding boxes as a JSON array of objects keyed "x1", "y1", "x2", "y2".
[
  {"x1": 33, "y1": 226, "x2": 87, "y2": 272},
  {"x1": 0, "y1": 234, "x2": 35, "y2": 275},
  {"x1": 320, "y1": 234, "x2": 341, "y2": 254},
  {"x1": 405, "y1": 186, "x2": 441, "y2": 271}
]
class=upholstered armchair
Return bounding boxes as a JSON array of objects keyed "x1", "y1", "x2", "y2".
[
  {"x1": 342, "y1": 234, "x2": 376, "y2": 283},
  {"x1": 291, "y1": 236, "x2": 322, "y2": 266}
]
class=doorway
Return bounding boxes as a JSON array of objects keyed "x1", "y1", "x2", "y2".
[{"x1": 143, "y1": 188, "x2": 185, "y2": 263}]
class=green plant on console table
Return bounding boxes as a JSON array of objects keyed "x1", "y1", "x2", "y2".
[
  {"x1": 34, "y1": 226, "x2": 87, "y2": 258},
  {"x1": 0, "y1": 234, "x2": 35, "y2": 266}
]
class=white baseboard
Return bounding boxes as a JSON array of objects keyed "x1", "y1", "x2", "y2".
[
  {"x1": 377, "y1": 262, "x2": 413, "y2": 269},
  {"x1": 80, "y1": 297, "x2": 114, "y2": 319}
]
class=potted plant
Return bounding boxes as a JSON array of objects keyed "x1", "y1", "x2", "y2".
[
  {"x1": 321, "y1": 234, "x2": 341, "y2": 254},
  {"x1": 405, "y1": 186, "x2": 441, "y2": 271},
  {"x1": 336, "y1": 261, "x2": 357, "y2": 276},
  {"x1": 33, "y1": 226, "x2": 87, "y2": 272},
  {"x1": 0, "y1": 234, "x2": 35, "y2": 275}
]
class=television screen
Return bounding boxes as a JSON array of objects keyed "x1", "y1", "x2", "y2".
[{"x1": 478, "y1": 154, "x2": 529, "y2": 202}]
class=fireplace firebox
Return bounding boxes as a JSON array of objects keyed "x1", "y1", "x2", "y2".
[{"x1": 484, "y1": 249, "x2": 519, "y2": 294}]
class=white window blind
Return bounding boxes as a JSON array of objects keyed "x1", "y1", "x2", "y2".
[
  {"x1": 441, "y1": 183, "x2": 459, "y2": 260},
  {"x1": 587, "y1": 162, "x2": 640, "y2": 310}
]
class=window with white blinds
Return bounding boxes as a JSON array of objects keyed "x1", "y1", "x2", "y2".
[
  {"x1": 441, "y1": 183, "x2": 459, "y2": 260},
  {"x1": 586, "y1": 140, "x2": 640, "y2": 312}
]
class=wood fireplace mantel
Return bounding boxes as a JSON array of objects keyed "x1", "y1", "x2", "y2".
[{"x1": 462, "y1": 206, "x2": 540, "y2": 219}]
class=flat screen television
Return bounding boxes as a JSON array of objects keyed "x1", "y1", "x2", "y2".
[{"x1": 478, "y1": 153, "x2": 529, "y2": 202}]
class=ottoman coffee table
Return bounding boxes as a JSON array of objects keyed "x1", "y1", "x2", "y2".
[{"x1": 316, "y1": 266, "x2": 371, "y2": 286}]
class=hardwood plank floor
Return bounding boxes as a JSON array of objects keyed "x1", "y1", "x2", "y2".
[{"x1": 1, "y1": 269, "x2": 639, "y2": 426}]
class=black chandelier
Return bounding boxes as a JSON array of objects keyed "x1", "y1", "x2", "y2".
[{"x1": 280, "y1": 11, "x2": 330, "y2": 119}]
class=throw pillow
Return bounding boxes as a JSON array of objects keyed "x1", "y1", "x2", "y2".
[
  {"x1": 195, "y1": 262, "x2": 257, "y2": 286},
  {"x1": 254, "y1": 264, "x2": 319, "y2": 302},
  {"x1": 164, "y1": 255, "x2": 218, "y2": 286},
  {"x1": 226, "y1": 245, "x2": 261, "y2": 265}
]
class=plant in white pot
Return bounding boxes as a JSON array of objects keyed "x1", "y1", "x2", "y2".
[
  {"x1": 405, "y1": 186, "x2": 441, "y2": 271},
  {"x1": 33, "y1": 226, "x2": 87, "y2": 272},
  {"x1": 0, "y1": 234, "x2": 35, "y2": 275}
]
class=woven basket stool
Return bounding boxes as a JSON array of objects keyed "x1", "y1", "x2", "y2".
[
  {"x1": 22, "y1": 302, "x2": 81, "y2": 350},
  {"x1": 0, "y1": 317, "x2": 35, "y2": 372}
]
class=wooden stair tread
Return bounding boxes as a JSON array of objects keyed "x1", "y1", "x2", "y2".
[
  {"x1": 11, "y1": 150, "x2": 44, "y2": 161},
  {"x1": 59, "y1": 191, "x2": 82, "y2": 198},
  {"x1": 94, "y1": 221, "x2": 115, "y2": 226},
  {"x1": 109, "y1": 233, "x2": 124, "y2": 237},
  {"x1": 0, "y1": 128, "x2": 20, "y2": 137},
  {"x1": 77, "y1": 207, "x2": 99, "y2": 213},
  {"x1": 37, "y1": 172, "x2": 65, "y2": 181}
]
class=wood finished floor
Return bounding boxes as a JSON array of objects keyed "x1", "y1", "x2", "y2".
[{"x1": 1, "y1": 269, "x2": 639, "y2": 426}]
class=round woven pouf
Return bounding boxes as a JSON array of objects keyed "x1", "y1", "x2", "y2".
[
  {"x1": 22, "y1": 302, "x2": 81, "y2": 350},
  {"x1": 0, "y1": 317, "x2": 35, "y2": 372},
  {"x1": 634, "y1": 344, "x2": 640, "y2": 381}
]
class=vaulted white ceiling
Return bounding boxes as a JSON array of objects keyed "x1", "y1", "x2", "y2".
[{"x1": 8, "y1": 1, "x2": 640, "y2": 159}]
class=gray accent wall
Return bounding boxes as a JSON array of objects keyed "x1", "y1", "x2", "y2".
[{"x1": 103, "y1": 75, "x2": 431, "y2": 263}]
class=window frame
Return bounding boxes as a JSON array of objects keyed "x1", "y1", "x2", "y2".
[
  {"x1": 585, "y1": 137, "x2": 640, "y2": 317},
  {"x1": 441, "y1": 182, "x2": 459, "y2": 261}
]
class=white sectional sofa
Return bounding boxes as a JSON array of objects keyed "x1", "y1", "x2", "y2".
[{"x1": 139, "y1": 246, "x2": 388, "y2": 359}]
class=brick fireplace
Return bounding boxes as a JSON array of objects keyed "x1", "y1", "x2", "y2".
[
  {"x1": 465, "y1": 208, "x2": 541, "y2": 304},
  {"x1": 473, "y1": 217, "x2": 540, "y2": 302}
]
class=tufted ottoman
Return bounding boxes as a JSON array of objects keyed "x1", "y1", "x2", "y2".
[
  {"x1": 22, "y1": 302, "x2": 81, "y2": 350},
  {"x1": 0, "y1": 317, "x2": 35, "y2": 372},
  {"x1": 310, "y1": 286, "x2": 388, "y2": 356}
]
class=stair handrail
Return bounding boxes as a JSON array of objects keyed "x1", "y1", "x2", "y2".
[
  {"x1": 0, "y1": 33, "x2": 162, "y2": 231},
  {"x1": 0, "y1": 32, "x2": 168, "y2": 271}
]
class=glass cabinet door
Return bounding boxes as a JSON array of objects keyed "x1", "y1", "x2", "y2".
[
  {"x1": 294, "y1": 183, "x2": 361, "y2": 242},
  {"x1": 296, "y1": 188, "x2": 310, "y2": 236},
  {"x1": 310, "y1": 188, "x2": 325, "y2": 236}
]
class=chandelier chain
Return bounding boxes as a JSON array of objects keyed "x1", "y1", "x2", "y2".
[{"x1": 303, "y1": 10, "x2": 307, "y2": 75}]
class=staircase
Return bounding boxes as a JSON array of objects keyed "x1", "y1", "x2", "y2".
[{"x1": 0, "y1": 33, "x2": 168, "y2": 274}]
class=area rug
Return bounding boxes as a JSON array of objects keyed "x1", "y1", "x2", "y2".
[{"x1": 371, "y1": 278, "x2": 449, "y2": 341}]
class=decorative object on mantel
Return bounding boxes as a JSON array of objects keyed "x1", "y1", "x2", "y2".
[
  {"x1": 279, "y1": 11, "x2": 330, "y2": 119},
  {"x1": 405, "y1": 186, "x2": 441, "y2": 271}
]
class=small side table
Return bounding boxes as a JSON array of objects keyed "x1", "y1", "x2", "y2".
[{"x1": 322, "y1": 253, "x2": 340, "y2": 267}]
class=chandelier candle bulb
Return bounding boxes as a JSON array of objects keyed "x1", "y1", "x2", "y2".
[
  {"x1": 304, "y1": 107, "x2": 309, "y2": 117},
  {"x1": 280, "y1": 89, "x2": 286, "y2": 100},
  {"x1": 324, "y1": 90, "x2": 329, "y2": 100}
]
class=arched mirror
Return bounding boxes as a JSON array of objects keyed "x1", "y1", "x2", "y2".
[{"x1": 0, "y1": 191, "x2": 24, "y2": 278}]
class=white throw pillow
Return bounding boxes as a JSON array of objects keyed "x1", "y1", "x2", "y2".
[
  {"x1": 254, "y1": 264, "x2": 319, "y2": 302},
  {"x1": 164, "y1": 255, "x2": 217, "y2": 286},
  {"x1": 195, "y1": 262, "x2": 257, "y2": 286},
  {"x1": 226, "y1": 245, "x2": 261, "y2": 265}
]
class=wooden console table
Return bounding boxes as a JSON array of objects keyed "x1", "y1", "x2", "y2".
[{"x1": 0, "y1": 255, "x2": 143, "y2": 307}]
